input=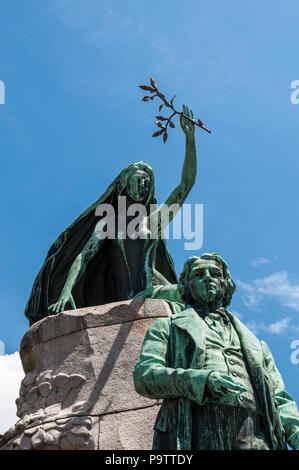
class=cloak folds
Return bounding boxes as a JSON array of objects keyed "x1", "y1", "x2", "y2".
[{"x1": 25, "y1": 162, "x2": 178, "y2": 326}]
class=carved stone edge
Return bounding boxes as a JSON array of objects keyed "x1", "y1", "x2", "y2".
[
  {"x1": 21, "y1": 298, "x2": 172, "y2": 350},
  {"x1": 0, "y1": 412, "x2": 98, "y2": 450},
  {"x1": 0, "y1": 403, "x2": 161, "y2": 450}
]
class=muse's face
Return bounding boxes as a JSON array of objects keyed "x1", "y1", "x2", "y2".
[
  {"x1": 188, "y1": 258, "x2": 225, "y2": 306},
  {"x1": 127, "y1": 170, "x2": 151, "y2": 201}
]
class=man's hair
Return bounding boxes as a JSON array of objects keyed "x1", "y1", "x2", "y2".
[{"x1": 178, "y1": 253, "x2": 236, "y2": 307}]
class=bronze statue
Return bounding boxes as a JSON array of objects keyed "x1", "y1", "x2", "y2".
[
  {"x1": 25, "y1": 106, "x2": 198, "y2": 325},
  {"x1": 133, "y1": 253, "x2": 299, "y2": 450}
]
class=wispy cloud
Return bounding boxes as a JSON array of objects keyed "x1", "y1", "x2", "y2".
[
  {"x1": 50, "y1": 0, "x2": 241, "y2": 91},
  {"x1": 249, "y1": 257, "x2": 270, "y2": 267},
  {"x1": 245, "y1": 317, "x2": 291, "y2": 335},
  {"x1": 53, "y1": 1, "x2": 162, "y2": 50},
  {"x1": 237, "y1": 271, "x2": 299, "y2": 312}
]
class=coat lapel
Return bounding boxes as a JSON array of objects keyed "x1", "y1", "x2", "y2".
[
  {"x1": 226, "y1": 311, "x2": 263, "y2": 368},
  {"x1": 227, "y1": 311, "x2": 286, "y2": 449},
  {"x1": 166, "y1": 308, "x2": 284, "y2": 449},
  {"x1": 171, "y1": 308, "x2": 264, "y2": 369},
  {"x1": 171, "y1": 307, "x2": 206, "y2": 368},
  {"x1": 166, "y1": 308, "x2": 283, "y2": 450},
  {"x1": 226, "y1": 311, "x2": 266, "y2": 398}
]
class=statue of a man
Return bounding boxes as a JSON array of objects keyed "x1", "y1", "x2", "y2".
[
  {"x1": 25, "y1": 106, "x2": 197, "y2": 325},
  {"x1": 133, "y1": 253, "x2": 299, "y2": 450}
]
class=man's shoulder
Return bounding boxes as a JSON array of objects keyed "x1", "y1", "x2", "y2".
[
  {"x1": 226, "y1": 309, "x2": 256, "y2": 332},
  {"x1": 148, "y1": 306, "x2": 197, "y2": 330},
  {"x1": 148, "y1": 316, "x2": 171, "y2": 332}
]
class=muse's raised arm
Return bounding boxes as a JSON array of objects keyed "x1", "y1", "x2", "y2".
[{"x1": 153, "y1": 105, "x2": 197, "y2": 233}]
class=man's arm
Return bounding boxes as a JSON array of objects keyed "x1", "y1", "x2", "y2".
[
  {"x1": 133, "y1": 318, "x2": 211, "y2": 405},
  {"x1": 261, "y1": 340, "x2": 299, "y2": 450}
]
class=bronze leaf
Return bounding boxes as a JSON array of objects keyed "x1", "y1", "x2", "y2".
[{"x1": 152, "y1": 129, "x2": 164, "y2": 137}]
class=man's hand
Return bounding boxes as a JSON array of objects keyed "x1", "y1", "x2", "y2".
[
  {"x1": 206, "y1": 371, "x2": 248, "y2": 399},
  {"x1": 180, "y1": 104, "x2": 195, "y2": 139},
  {"x1": 48, "y1": 289, "x2": 76, "y2": 314}
]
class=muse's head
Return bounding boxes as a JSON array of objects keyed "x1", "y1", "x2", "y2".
[
  {"x1": 117, "y1": 162, "x2": 154, "y2": 205},
  {"x1": 126, "y1": 169, "x2": 151, "y2": 202}
]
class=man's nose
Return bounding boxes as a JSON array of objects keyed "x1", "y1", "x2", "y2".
[{"x1": 202, "y1": 269, "x2": 212, "y2": 281}]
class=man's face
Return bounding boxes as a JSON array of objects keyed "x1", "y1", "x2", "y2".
[
  {"x1": 188, "y1": 258, "x2": 225, "y2": 306},
  {"x1": 127, "y1": 170, "x2": 151, "y2": 202}
]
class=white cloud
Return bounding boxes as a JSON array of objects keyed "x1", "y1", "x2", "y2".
[
  {"x1": 50, "y1": 1, "x2": 235, "y2": 89},
  {"x1": 268, "y1": 318, "x2": 291, "y2": 334},
  {"x1": 245, "y1": 317, "x2": 291, "y2": 336},
  {"x1": 53, "y1": 1, "x2": 155, "y2": 48},
  {"x1": 237, "y1": 271, "x2": 299, "y2": 312},
  {"x1": 0, "y1": 352, "x2": 24, "y2": 435},
  {"x1": 249, "y1": 257, "x2": 270, "y2": 267}
]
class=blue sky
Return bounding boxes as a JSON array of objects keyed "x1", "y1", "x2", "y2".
[{"x1": 0, "y1": 0, "x2": 298, "y2": 424}]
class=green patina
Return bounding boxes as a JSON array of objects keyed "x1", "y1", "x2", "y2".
[
  {"x1": 25, "y1": 106, "x2": 197, "y2": 325},
  {"x1": 133, "y1": 253, "x2": 299, "y2": 450}
]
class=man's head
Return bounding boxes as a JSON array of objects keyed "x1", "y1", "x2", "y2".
[{"x1": 178, "y1": 253, "x2": 236, "y2": 311}]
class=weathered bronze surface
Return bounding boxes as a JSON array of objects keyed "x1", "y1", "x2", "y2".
[
  {"x1": 25, "y1": 106, "x2": 197, "y2": 326},
  {"x1": 133, "y1": 253, "x2": 299, "y2": 450}
]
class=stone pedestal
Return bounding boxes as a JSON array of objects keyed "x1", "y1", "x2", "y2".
[{"x1": 0, "y1": 299, "x2": 171, "y2": 450}]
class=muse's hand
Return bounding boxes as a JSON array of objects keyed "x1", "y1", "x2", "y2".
[
  {"x1": 206, "y1": 371, "x2": 248, "y2": 399},
  {"x1": 180, "y1": 104, "x2": 195, "y2": 139},
  {"x1": 48, "y1": 290, "x2": 76, "y2": 314}
]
